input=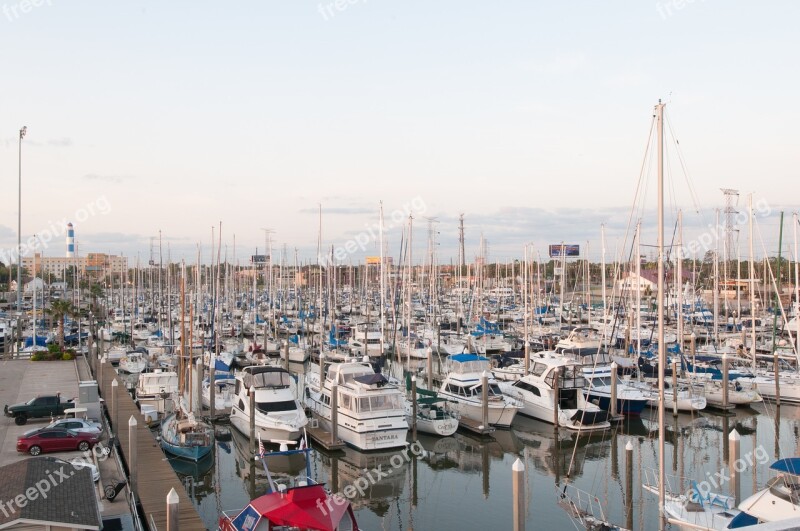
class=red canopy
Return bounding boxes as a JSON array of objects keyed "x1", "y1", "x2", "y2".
[{"x1": 249, "y1": 484, "x2": 358, "y2": 531}]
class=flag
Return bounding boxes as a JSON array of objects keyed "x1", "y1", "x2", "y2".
[
  {"x1": 257, "y1": 434, "x2": 265, "y2": 457},
  {"x1": 299, "y1": 428, "x2": 308, "y2": 450}
]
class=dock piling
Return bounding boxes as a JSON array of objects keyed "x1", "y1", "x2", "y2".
[
  {"x1": 671, "y1": 360, "x2": 678, "y2": 417},
  {"x1": 167, "y1": 488, "x2": 179, "y2": 531},
  {"x1": 512, "y1": 458, "x2": 525, "y2": 531},
  {"x1": 729, "y1": 429, "x2": 741, "y2": 505},
  {"x1": 481, "y1": 371, "x2": 489, "y2": 430},
  {"x1": 331, "y1": 383, "x2": 339, "y2": 445},
  {"x1": 722, "y1": 353, "x2": 729, "y2": 409},
  {"x1": 249, "y1": 388, "x2": 256, "y2": 454},
  {"x1": 129, "y1": 415, "x2": 138, "y2": 497},
  {"x1": 610, "y1": 361, "x2": 618, "y2": 418},
  {"x1": 411, "y1": 375, "x2": 417, "y2": 441}
]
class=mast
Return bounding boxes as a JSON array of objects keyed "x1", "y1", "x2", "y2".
[
  {"x1": 636, "y1": 222, "x2": 642, "y2": 356},
  {"x1": 748, "y1": 195, "x2": 756, "y2": 370},
  {"x1": 677, "y1": 211, "x2": 684, "y2": 360},
  {"x1": 795, "y1": 212, "x2": 799, "y2": 355},
  {"x1": 656, "y1": 100, "x2": 666, "y2": 525},
  {"x1": 714, "y1": 209, "x2": 720, "y2": 345}
]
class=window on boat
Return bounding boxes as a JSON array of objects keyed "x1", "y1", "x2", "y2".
[
  {"x1": 340, "y1": 394, "x2": 351, "y2": 409},
  {"x1": 357, "y1": 395, "x2": 401, "y2": 412},
  {"x1": 256, "y1": 400, "x2": 298, "y2": 413},
  {"x1": 513, "y1": 380, "x2": 541, "y2": 396},
  {"x1": 248, "y1": 371, "x2": 292, "y2": 389},
  {"x1": 531, "y1": 363, "x2": 547, "y2": 377}
]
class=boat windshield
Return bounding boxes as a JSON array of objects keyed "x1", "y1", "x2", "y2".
[
  {"x1": 256, "y1": 400, "x2": 298, "y2": 414},
  {"x1": 589, "y1": 377, "x2": 612, "y2": 387},
  {"x1": 246, "y1": 371, "x2": 292, "y2": 389},
  {"x1": 356, "y1": 394, "x2": 401, "y2": 412}
]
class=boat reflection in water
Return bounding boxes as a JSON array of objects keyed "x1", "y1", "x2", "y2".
[
  {"x1": 316, "y1": 443, "x2": 413, "y2": 517},
  {"x1": 166, "y1": 443, "x2": 216, "y2": 504},
  {"x1": 511, "y1": 415, "x2": 614, "y2": 481},
  {"x1": 229, "y1": 425, "x2": 307, "y2": 499}
]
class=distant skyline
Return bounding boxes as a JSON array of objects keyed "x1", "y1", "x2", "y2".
[{"x1": 1, "y1": 1, "x2": 798, "y2": 266}]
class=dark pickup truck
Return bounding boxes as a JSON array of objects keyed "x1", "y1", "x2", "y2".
[{"x1": 4, "y1": 395, "x2": 75, "y2": 425}]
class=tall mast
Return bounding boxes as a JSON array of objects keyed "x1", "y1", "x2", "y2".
[
  {"x1": 748, "y1": 195, "x2": 756, "y2": 370},
  {"x1": 656, "y1": 100, "x2": 666, "y2": 525}
]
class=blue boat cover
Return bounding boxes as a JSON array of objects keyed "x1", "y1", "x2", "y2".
[
  {"x1": 449, "y1": 353, "x2": 489, "y2": 363},
  {"x1": 24, "y1": 336, "x2": 48, "y2": 347},
  {"x1": 770, "y1": 458, "x2": 800, "y2": 475},
  {"x1": 727, "y1": 511, "x2": 759, "y2": 528}
]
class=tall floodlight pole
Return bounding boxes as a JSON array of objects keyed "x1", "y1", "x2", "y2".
[{"x1": 17, "y1": 126, "x2": 27, "y2": 312}]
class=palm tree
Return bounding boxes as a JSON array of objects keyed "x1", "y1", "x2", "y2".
[
  {"x1": 47, "y1": 299, "x2": 75, "y2": 350},
  {"x1": 89, "y1": 283, "x2": 104, "y2": 318}
]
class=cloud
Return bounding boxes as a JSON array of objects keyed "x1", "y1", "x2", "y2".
[
  {"x1": 83, "y1": 173, "x2": 128, "y2": 184},
  {"x1": 299, "y1": 206, "x2": 373, "y2": 215},
  {"x1": 47, "y1": 137, "x2": 74, "y2": 147}
]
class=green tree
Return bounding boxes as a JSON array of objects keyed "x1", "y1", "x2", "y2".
[{"x1": 46, "y1": 299, "x2": 76, "y2": 350}]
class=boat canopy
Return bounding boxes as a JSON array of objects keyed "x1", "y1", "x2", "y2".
[
  {"x1": 449, "y1": 354, "x2": 489, "y2": 363},
  {"x1": 353, "y1": 373, "x2": 388, "y2": 386},
  {"x1": 231, "y1": 484, "x2": 359, "y2": 531},
  {"x1": 770, "y1": 458, "x2": 800, "y2": 475}
]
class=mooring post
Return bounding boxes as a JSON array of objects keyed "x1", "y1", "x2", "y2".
[
  {"x1": 128, "y1": 415, "x2": 138, "y2": 497},
  {"x1": 166, "y1": 488, "x2": 179, "y2": 531},
  {"x1": 512, "y1": 458, "x2": 525, "y2": 531}
]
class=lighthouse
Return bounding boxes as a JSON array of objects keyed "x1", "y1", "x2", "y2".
[{"x1": 66, "y1": 223, "x2": 75, "y2": 258}]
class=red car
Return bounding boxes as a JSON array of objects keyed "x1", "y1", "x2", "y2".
[{"x1": 16, "y1": 428, "x2": 100, "y2": 456}]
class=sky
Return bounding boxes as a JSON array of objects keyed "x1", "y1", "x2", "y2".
[{"x1": 0, "y1": 1, "x2": 798, "y2": 267}]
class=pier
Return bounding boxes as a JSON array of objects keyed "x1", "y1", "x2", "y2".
[{"x1": 97, "y1": 358, "x2": 207, "y2": 530}]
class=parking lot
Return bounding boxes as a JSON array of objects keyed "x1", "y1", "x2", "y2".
[{"x1": 0, "y1": 359, "x2": 83, "y2": 467}]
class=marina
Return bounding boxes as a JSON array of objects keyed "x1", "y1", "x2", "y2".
[{"x1": 2, "y1": 3, "x2": 800, "y2": 530}]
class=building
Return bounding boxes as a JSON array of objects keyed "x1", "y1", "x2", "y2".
[
  {"x1": 20, "y1": 253, "x2": 128, "y2": 279},
  {"x1": 0, "y1": 456, "x2": 101, "y2": 529}
]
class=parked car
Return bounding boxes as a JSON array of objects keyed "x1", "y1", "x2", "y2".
[
  {"x1": 40, "y1": 418, "x2": 103, "y2": 435},
  {"x1": 16, "y1": 428, "x2": 100, "y2": 456},
  {"x1": 4, "y1": 395, "x2": 75, "y2": 425}
]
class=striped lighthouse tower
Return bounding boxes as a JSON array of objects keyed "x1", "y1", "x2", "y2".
[{"x1": 66, "y1": 223, "x2": 75, "y2": 258}]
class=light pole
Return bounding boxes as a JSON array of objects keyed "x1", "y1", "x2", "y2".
[{"x1": 17, "y1": 126, "x2": 27, "y2": 313}]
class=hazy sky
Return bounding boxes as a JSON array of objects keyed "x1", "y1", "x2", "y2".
[{"x1": 1, "y1": 1, "x2": 798, "y2": 266}]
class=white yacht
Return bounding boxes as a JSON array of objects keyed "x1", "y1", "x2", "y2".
[
  {"x1": 229, "y1": 365, "x2": 308, "y2": 443},
  {"x1": 437, "y1": 354, "x2": 521, "y2": 429},
  {"x1": 305, "y1": 359, "x2": 408, "y2": 451},
  {"x1": 118, "y1": 351, "x2": 148, "y2": 374},
  {"x1": 201, "y1": 376, "x2": 236, "y2": 410},
  {"x1": 500, "y1": 351, "x2": 610, "y2": 432},
  {"x1": 135, "y1": 370, "x2": 179, "y2": 413}
]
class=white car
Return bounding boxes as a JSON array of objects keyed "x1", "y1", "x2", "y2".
[
  {"x1": 45, "y1": 418, "x2": 103, "y2": 435},
  {"x1": 69, "y1": 458, "x2": 100, "y2": 482}
]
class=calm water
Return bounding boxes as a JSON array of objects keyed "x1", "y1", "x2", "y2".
[{"x1": 161, "y1": 362, "x2": 800, "y2": 531}]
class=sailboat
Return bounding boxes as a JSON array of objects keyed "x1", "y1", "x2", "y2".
[{"x1": 160, "y1": 271, "x2": 214, "y2": 462}]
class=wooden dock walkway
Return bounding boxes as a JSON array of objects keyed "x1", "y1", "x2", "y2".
[{"x1": 98, "y1": 360, "x2": 207, "y2": 530}]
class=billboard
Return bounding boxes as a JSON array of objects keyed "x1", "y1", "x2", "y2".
[
  {"x1": 549, "y1": 244, "x2": 580, "y2": 258},
  {"x1": 251, "y1": 255, "x2": 269, "y2": 264},
  {"x1": 365, "y1": 256, "x2": 393, "y2": 265}
]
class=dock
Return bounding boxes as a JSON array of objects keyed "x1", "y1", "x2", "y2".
[
  {"x1": 457, "y1": 417, "x2": 496, "y2": 435},
  {"x1": 305, "y1": 419, "x2": 346, "y2": 450},
  {"x1": 98, "y1": 359, "x2": 207, "y2": 531}
]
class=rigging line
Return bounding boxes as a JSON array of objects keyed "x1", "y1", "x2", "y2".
[
  {"x1": 754, "y1": 216, "x2": 799, "y2": 359},
  {"x1": 620, "y1": 114, "x2": 658, "y2": 275},
  {"x1": 665, "y1": 110, "x2": 704, "y2": 218}
]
